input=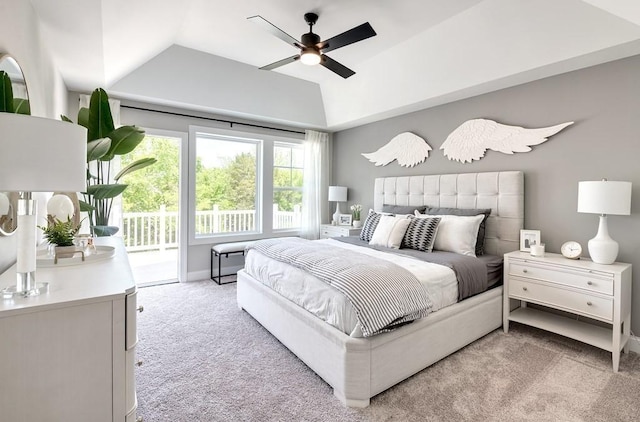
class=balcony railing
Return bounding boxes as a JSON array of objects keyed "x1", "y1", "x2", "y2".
[{"x1": 121, "y1": 204, "x2": 301, "y2": 252}]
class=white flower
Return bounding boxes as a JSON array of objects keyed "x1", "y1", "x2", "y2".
[{"x1": 350, "y1": 204, "x2": 362, "y2": 212}]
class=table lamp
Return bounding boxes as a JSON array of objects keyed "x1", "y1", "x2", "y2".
[
  {"x1": 577, "y1": 179, "x2": 632, "y2": 264},
  {"x1": 0, "y1": 113, "x2": 86, "y2": 297},
  {"x1": 328, "y1": 186, "x2": 347, "y2": 224}
]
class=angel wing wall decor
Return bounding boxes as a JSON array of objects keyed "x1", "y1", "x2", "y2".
[
  {"x1": 440, "y1": 119, "x2": 574, "y2": 163},
  {"x1": 362, "y1": 132, "x2": 432, "y2": 167}
]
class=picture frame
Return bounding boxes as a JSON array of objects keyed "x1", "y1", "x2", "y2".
[
  {"x1": 520, "y1": 229, "x2": 541, "y2": 252},
  {"x1": 338, "y1": 214, "x2": 353, "y2": 226}
]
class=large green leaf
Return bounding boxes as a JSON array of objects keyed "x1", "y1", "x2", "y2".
[
  {"x1": 86, "y1": 183, "x2": 128, "y2": 199},
  {"x1": 102, "y1": 125, "x2": 145, "y2": 160},
  {"x1": 78, "y1": 107, "x2": 90, "y2": 130},
  {"x1": 88, "y1": 88, "x2": 115, "y2": 141},
  {"x1": 0, "y1": 71, "x2": 14, "y2": 113},
  {"x1": 87, "y1": 137, "x2": 112, "y2": 161},
  {"x1": 13, "y1": 98, "x2": 30, "y2": 115},
  {"x1": 114, "y1": 157, "x2": 157, "y2": 181},
  {"x1": 60, "y1": 114, "x2": 74, "y2": 123},
  {"x1": 78, "y1": 200, "x2": 96, "y2": 212}
]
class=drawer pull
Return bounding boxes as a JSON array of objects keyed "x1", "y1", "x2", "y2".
[
  {"x1": 136, "y1": 360, "x2": 144, "y2": 367},
  {"x1": 522, "y1": 286, "x2": 528, "y2": 291},
  {"x1": 587, "y1": 281, "x2": 593, "y2": 286},
  {"x1": 137, "y1": 417, "x2": 143, "y2": 422},
  {"x1": 522, "y1": 269, "x2": 528, "y2": 274},
  {"x1": 587, "y1": 301, "x2": 593, "y2": 306},
  {"x1": 137, "y1": 305, "x2": 144, "y2": 313}
]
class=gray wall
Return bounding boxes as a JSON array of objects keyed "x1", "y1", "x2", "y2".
[{"x1": 333, "y1": 54, "x2": 640, "y2": 332}]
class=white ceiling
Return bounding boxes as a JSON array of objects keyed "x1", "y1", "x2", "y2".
[{"x1": 29, "y1": 0, "x2": 640, "y2": 130}]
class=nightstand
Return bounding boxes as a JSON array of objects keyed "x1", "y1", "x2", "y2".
[
  {"x1": 503, "y1": 251, "x2": 632, "y2": 372},
  {"x1": 320, "y1": 224, "x2": 361, "y2": 239}
]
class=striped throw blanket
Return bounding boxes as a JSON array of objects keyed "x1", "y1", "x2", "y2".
[{"x1": 247, "y1": 238, "x2": 433, "y2": 337}]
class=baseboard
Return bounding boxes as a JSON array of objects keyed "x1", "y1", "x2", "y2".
[
  {"x1": 629, "y1": 335, "x2": 640, "y2": 354},
  {"x1": 187, "y1": 265, "x2": 244, "y2": 282}
]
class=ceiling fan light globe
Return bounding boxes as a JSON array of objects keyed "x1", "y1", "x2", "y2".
[{"x1": 300, "y1": 49, "x2": 321, "y2": 66}]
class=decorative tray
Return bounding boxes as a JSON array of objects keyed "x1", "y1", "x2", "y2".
[{"x1": 36, "y1": 246, "x2": 116, "y2": 267}]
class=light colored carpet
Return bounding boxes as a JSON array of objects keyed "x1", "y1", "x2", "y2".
[{"x1": 136, "y1": 280, "x2": 640, "y2": 421}]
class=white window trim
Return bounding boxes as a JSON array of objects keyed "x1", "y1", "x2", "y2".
[{"x1": 187, "y1": 125, "x2": 302, "y2": 245}]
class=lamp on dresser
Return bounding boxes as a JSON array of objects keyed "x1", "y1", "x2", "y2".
[
  {"x1": 577, "y1": 179, "x2": 632, "y2": 265},
  {"x1": 0, "y1": 113, "x2": 86, "y2": 297},
  {"x1": 328, "y1": 185, "x2": 347, "y2": 224}
]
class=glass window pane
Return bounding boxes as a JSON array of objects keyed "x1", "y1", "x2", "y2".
[
  {"x1": 273, "y1": 168, "x2": 292, "y2": 187},
  {"x1": 195, "y1": 134, "x2": 257, "y2": 235},
  {"x1": 292, "y1": 168, "x2": 303, "y2": 187},
  {"x1": 274, "y1": 146, "x2": 291, "y2": 167},
  {"x1": 273, "y1": 190, "x2": 302, "y2": 229}
]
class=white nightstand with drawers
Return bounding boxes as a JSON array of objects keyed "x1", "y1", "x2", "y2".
[
  {"x1": 503, "y1": 251, "x2": 632, "y2": 372},
  {"x1": 320, "y1": 224, "x2": 361, "y2": 239}
]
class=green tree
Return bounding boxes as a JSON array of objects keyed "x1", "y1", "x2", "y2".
[{"x1": 121, "y1": 136, "x2": 179, "y2": 212}]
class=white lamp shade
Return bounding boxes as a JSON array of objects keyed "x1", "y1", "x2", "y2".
[
  {"x1": 578, "y1": 180, "x2": 632, "y2": 215},
  {"x1": 0, "y1": 113, "x2": 87, "y2": 192},
  {"x1": 328, "y1": 186, "x2": 347, "y2": 202}
]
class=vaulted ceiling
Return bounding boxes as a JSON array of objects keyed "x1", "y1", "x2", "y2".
[{"x1": 29, "y1": 0, "x2": 640, "y2": 130}]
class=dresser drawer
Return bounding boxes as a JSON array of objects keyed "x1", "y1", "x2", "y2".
[
  {"x1": 126, "y1": 290, "x2": 139, "y2": 350},
  {"x1": 510, "y1": 262, "x2": 613, "y2": 295},
  {"x1": 509, "y1": 277, "x2": 613, "y2": 322}
]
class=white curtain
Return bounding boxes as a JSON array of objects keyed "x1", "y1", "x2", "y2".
[{"x1": 301, "y1": 130, "x2": 330, "y2": 240}]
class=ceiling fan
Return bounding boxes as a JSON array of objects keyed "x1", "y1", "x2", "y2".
[{"x1": 248, "y1": 12, "x2": 376, "y2": 79}]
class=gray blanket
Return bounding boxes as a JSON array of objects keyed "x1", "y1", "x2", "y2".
[
  {"x1": 334, "y1": 236, "x2": 490, "y2": 300},
  {"x1": 248, "y1": 238, "x2": 433, "y2": 337}
]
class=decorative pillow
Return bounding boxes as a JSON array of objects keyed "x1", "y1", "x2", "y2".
[
  {"x1": 422, "y1": 207, "x2": 491, "y2": 255},
  {"x1": 369, "y1": 215, "x2": 411, "y2": 249},
  {"x1": 382, "y1": 204, "x2": 427, "y2": 215},
  {"x1": 360, "y1": 210, "x2": 383, "y2": 242},
  {"x1": 415, "y1": 211, "x2": 484, "y2": 256},
  {"x1": 401, "y1": 216, "x2": 441, "y2": 252}
]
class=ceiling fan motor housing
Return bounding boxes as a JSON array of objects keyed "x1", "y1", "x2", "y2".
[{"x1": 301, "y1": 32, "x2": 321, "y2": 47}]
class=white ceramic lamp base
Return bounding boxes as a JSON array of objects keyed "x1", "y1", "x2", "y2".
[
  {"x1": 332, "y1": 203, "x2": 342, "y2": 224},
  {"x1": 588, "y1": 215, "x2": 618, "y2": 265}
]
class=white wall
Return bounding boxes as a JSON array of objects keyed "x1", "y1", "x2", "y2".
[{"x1": 0, "y1": 0, "x2": 68, "y2": 272}]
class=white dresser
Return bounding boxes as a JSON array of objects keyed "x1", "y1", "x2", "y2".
[
  {"x1": 503, "y1": 251, "x2": 632, "y2": 372},
  {"x1": 0, "y1": 237, "x2": 141, "y2": 421},
  {"x1": 320, "y1": 224, "x2": 362, "y2": 239}
]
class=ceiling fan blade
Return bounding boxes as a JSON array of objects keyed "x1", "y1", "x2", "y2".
[
  {"x1": 320, "y1": 55, "x2": 355, "y2": 79},
  {"x1": 248, "y1": 15, "x2": 303, "y2": 49},
  {"x1": 260, "y1": 55, "x2": 300, "y2": 71},
  {"x1": 319, "y1": 22, "x2": 376, "y2": 53}
]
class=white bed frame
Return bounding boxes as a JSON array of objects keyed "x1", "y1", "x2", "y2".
[{"x1": 237, "y1": 171, "x2": 524, "y2": 407}]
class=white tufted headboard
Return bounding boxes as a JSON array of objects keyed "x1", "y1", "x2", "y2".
[{"x1": 374, "y1": 171, "x2": 524, "y2": 256}]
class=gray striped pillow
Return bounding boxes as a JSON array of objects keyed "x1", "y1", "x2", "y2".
[
  {"x1": 360, "y1": 210, "x2": 382, "y2": 242},
  {"x1": 402, "y1": 216, "x2": 441, "y2": 252}
]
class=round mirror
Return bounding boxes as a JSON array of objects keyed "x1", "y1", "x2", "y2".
[{"x1": 0, "y1": 53, "x2": 29, "y2": 236}]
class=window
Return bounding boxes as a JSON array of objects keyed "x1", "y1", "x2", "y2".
[
  {"x1": 273, "y1": 143, "x2": 303, "y2": 230},
  {"x1": 188, "y1": 125, "x2": 303, "y2": 243},
  {"x1": 193, "y1": 131, "x2": 260, "y2": 237}
]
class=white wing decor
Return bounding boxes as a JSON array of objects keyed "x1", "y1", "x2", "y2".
[
  {"x1": 440, "y1": 119, "x2": 574, "y2": 163},
  {"x1": 362, "y1": 132, "x2": 432, "y2": 167}
]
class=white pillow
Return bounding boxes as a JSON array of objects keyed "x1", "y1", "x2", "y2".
[
  {"x1": 415, "y1": 211, "x2": 483, "y2": 256},
  {"x1": 369, "y1": 215, "x2": 411, "y2": 249}
]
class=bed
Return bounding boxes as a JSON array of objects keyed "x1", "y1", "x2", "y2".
[{"x1": 237, "y1": 171, "x2": 524, "y2": 407}]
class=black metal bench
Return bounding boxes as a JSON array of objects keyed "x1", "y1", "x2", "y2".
[{"x1": 210, "y1": 241, "x2": 255, "y2": 285}]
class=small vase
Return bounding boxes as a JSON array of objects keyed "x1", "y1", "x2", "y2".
[
  {"x1": 92, "y1": 225, "x2": 119, "y2": 237},
  {"x1": 353, "y1": 220, "x2": 362, "y2": 228}
]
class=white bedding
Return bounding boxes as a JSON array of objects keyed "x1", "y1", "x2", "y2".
[{"x1": 243, "y1": 238, "x2": 458, "y2": 337}]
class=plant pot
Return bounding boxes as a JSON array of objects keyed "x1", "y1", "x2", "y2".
[
  {"x1": 92, "y1": 225, "x2": 119, "y2": 237},
  {"x1": 353, "y1": 220, "x2": 362, "y2": 228}
]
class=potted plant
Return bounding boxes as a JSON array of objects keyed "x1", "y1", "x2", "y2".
[
  {"x1": 351, "y1": 204, "x2": 362, "y2": 228},
  {"x1": 39, "y1": 218, "x2": 82, "y2": 261},
  {"x1": 62, "y1": 88, "x2": 156, "y2": 236}
]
